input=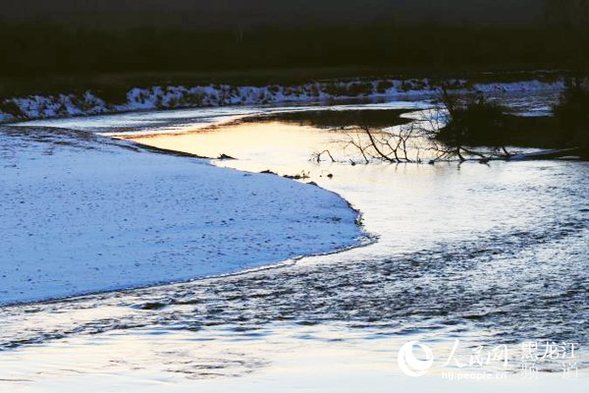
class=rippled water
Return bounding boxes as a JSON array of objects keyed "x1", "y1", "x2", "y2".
[{"x1": 1, "y1": 95, "x2": 588, "y2": 389}]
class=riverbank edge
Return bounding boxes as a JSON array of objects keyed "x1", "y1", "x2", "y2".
[
  {"x1": 0, "y1": 122, "x2": 371, "y2": 307},
  {"x1": 0, "y1": 73, "x2": 566, "y2": 124}
]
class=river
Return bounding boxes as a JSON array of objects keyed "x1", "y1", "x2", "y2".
[{"x1": 1, "y1": 95, "x2": 587, "y2": 391}]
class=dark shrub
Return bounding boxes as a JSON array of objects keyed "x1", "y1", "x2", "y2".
[
  {"x1": 553, "y1": 81, "x2": 589, "y2": 147},
  {"x1": 437, "y1": 92, "x2": 508, "y2": 149}
]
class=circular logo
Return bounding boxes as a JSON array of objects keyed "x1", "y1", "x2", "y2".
[{"x1": 397, "y1": 341, "x2": 435, "y2": 377}]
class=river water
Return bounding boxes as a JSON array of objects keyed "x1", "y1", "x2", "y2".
[{"x1": 1, "y1": 95, "x2": 588, "y2": 391}]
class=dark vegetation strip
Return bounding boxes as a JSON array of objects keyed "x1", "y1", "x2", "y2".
[{"x1": 0, "y1": 21, "x2": 587, "y2": 97}]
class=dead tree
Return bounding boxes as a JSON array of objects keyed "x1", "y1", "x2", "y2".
[
  {"x1": 314, "y1": 88, "x2": 516, "y2": 165},
  {"x1": 339, "y1": 123, "x2": 422, "y2": 164}
]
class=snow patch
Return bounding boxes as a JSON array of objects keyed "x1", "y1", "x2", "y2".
[
  {"x1": 473, "y1": 80, "x2": 565, "y2": 94},
  {"x1": 0, "y1": 79, "x2": 566, "y2": 123},
  {"x1": 0, "y1": 128, "x2": 363, "y2": 305}
]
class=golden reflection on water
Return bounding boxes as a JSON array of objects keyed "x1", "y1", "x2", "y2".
[
  {"x1": 126, "y1": 119, "x2": 551, "y2": 257},
  {"x1": 128, "y1": 121, "x2": 340, "y2": 169}
]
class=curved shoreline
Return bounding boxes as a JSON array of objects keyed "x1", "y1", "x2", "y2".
[
  {"x1": 0, "y1": 125, "x2": 366, "y2": 307},
  {"x1": 0, "y1": 170, "x2": 376, "y2": 309}
]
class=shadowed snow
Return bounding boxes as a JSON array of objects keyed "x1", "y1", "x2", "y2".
[{"x1": 0, "y1": 126, "x2": 363, "y2": 305}]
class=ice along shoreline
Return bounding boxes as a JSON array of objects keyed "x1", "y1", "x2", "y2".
[{"x1": 0, "y1": 125, "x2": 366, "y2": 306}]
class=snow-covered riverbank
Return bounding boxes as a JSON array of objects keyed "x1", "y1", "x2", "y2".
[
  {"x1": 0, "y1": 126, "x2": 363, "y2": 305},
  {"x1": 0, "y1": 78, "x2": 565, "y2": 123}
]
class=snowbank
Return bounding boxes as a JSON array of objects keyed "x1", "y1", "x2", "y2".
[
  {"x1": 0, "y1": 78, "x2": 566, "y2": 123},
  {"x1": 0, "y1": 127, "x2": 362, "y2": 305},
  {"x1": 472, "y1": 80, "x2": 565, "y2": 94}
]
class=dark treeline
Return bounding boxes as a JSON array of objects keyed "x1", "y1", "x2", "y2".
[
  {"x1": 0, "y1": 0, "x2": 545, "y2": 27},
  {"x1": 0, "y1": 1, "x2": 587, "y2": 78},
  {"x1": 0, "y1": 22, "x2": 588, "y2": 77}
]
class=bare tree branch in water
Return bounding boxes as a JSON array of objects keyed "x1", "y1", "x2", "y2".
[
  {"x1": 313, "y1": 87, "x2": 521, "y2": 165},
  {"x1": 342, "y1": 131, "x2": 371, "y2": 164},
  {"x1": 311, "y1": 149, "x2": 336, "y2": 163},
  {"x1": 339, "y1": 124, "x2": 424, "y2": 164}
]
